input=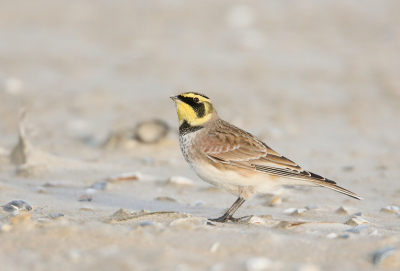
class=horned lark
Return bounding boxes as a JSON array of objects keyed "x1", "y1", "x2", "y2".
[{"x1": 170, "y1": 92, "x2": 362, "y2": 223}]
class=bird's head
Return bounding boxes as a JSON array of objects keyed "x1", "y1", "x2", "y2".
[{"x1": 170, "y1": 92, "x2": 216, "y2": 127}]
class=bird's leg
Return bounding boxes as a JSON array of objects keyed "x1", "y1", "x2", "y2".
[{"x1": 209, "y1": 197, "x2": 246, "y2": 223}]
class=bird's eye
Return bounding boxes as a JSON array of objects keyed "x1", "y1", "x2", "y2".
[{"x1": 193, "y1": 97, "x2": 200, "y2": 103}]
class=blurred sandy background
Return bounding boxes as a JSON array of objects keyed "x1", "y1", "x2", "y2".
[{"x1": 0, "y1": 1, "x2": 400, "y2": 271}]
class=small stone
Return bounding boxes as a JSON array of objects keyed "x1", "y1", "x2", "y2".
[
  {"x1": 107, "y1": 172, "x2": 143, "y2": 182},
  {"x1": 269, "y1": 196, "x2": 281, "y2": 206},
  {"x1": 245, "y1": 257, "x2": 272, "y2": 271},
  {"x1": 345, "y1": 216, "x2": 370, "y2": 226},
  {"x1": 380, "y1": 206, "x2": 399, "y2": 214},
  {"x1": 134, "y1": 119, "x2": 169, "y2": 144},
  {"x1": 351, "y1": 212, "x2": 362, "y2": 217},
  {"x1": 91, "y1": 182, "x2": 108, "y2": 191},
  {"x1": 274, "y1": 221, "x2": 307, "y2": 229},
  {"x1": 49, "y1": 213, "x2": 65, "y2": 219},
  {"x1": 43, "y1": 181, "x2": 75, "y2": 187},
  {"x1": 290, "y1": 209, "x2": 308, "y2": 216},
  {"x1": 109, "y1": 208, "x2": 134, "y2": 221},
  {"x1": 248, "y1": 216, "x2": 266, "y2": 225},
  {"x1": 167, "y1": 176, "x2": 195, "y2": 186},
  {"x1": 78, "y1": 194, "x2": 92, "y2": 202},
  {"x1": 345, "y1": 224, "x2": 370, "y2": 234},
  {"x1": 210, "y1": 241, "x2": 220, "y2": 253},
  {"x1": 326, "y1": 233, "x2": 338, "y2": 239},
  {"x1": 335, "y1": 206, "x2": 350, "y2": 215},
  {"x1": 154, "y1": 196, "x2": 177, "y2": 202},
  {"x1": 138, "y1": 221, "x2": 157, "y2": 227},
  {"x1": 283, "y1": 208, "x2": 297, "y2": 214},
  {"x1": 372, "y1": 247, "x2": 397, "y2": 267},
  {"x1": 2, "y1": 200, "x2": 32, "y2": 212}
]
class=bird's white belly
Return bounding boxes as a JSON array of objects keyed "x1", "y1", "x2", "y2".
[{"x1": 179, "y1": 132, "x2": 306, "y2": 199}]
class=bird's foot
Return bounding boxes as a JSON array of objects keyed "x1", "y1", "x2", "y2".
[
  {"x1": 208, "y1": 214, "x2": 230, "y2": 223},
  {"x1": 208, "y1": 214, "x2": 253, "y2": 223},
  {"x1": 227, "y1": 215, "x2": 253, "y2": 223}
]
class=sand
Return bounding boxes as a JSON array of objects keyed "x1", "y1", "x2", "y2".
[{"x1": 0, "y1": 1, "x2": 400, "y2": 270}]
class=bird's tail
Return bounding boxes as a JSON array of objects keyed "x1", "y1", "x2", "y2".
[{"x1": 313, "y1": 180, "x2": 363, "y2": 200}]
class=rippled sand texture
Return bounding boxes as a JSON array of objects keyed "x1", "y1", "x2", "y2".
[{"x1": 0, "y1": 1, "x2": 400, "y2": 270}]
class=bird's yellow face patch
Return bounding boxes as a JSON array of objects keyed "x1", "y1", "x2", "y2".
[{"x1": 171, "y1": 92, "x2": 214, "y2": 126}]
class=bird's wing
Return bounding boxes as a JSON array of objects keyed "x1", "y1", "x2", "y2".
[{"x1": 203, "y1": 120, "x2": 362, "y2": 200}]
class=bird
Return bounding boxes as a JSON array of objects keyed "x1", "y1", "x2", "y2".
[{"x1": 170, "y1": 92, "x2": 362, "y2": 223}]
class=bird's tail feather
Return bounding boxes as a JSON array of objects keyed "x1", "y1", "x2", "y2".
[{"x1": 313, "y1": 180, "x2": 363, "y2": 200}]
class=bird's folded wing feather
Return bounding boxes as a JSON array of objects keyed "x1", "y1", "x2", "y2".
[{"x1": 202, "y1": 120, "x2": 362, "y2": 200}]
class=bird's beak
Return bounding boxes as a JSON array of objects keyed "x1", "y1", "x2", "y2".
[{"x1": 170, "y1": 95, "x2": 180, "y2": 102}]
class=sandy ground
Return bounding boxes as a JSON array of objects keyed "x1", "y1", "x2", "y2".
[{"x1": 1, "y1": 1, "x2": 400, "y2": 270}]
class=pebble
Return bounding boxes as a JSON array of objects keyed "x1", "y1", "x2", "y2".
[
  {"x1": 138, "y1": 221, "x2": 157, "y2": 227},
  {"x1": 372, "y1": 246, "x2": 397, "y2": 267},
  {"x1": 91, "y1": 182, "x2": 108, "y2": 191},
  {"x1": 245, "y1": 257, "x2": 273, "y2": 271},
  {"x1": 345, "y1": 216, "x2": 370, "y2": 226},
  {"x1": 107, "y1": 172, "x2": 143, "y2": 182},
  {"x1": 283, "y1": 208, "x2": 297, "y2": 214},
  {"x1": 380, "y1": 206, "x2": 399, "y2": 214},
  {"x1": 268, "y1": 196, "x2": 281, "y2": 207},
  {"x1": 274, "y1": 221, "x2": 306, "y2": 229},
  {"x1": 326, "y1": 233, "x2": 338, "y2": 239},
  {"x1": 335, "y1": 206, "x2": 350, "y2": 215},
  {"x1": 109, "y1": 208, "x2": 135, "y2": 221},
  {"x1": 49, "y1": 213, "x2": 65, "y2": 219},
  {"x1": 43, "y1": 181, "x2": 75, "y2": 187},
  {"x1": 169, "y1": 217, "x2": 207, "y2": 229},
  {"x1": 290, "y1": 208, "x2": 308, "y2": 216},
  {"x1": 78, "y1": 190, "x2": 94, "y2": 202},
  {"x1": 78, "y1": 195, "x2": 92, "y2": 202},
  {"x1": 344, "y1": 224, "x2": 370, "y2": 234},
  {"x1": 210, "y1": 241, "x2": 220, "y2": 253},
  {"x1": 352, "y1": 212, "x2": 362, "y2": 217},
  {"x1": 248, "y1": 216, "x2": 266, "y2": 225},
  {"x1": 154, "y1": 196, "x2": 177, "y2": 202},
  {"x1": 2, "y1": 200, "x2": 32, "y2": 212},
  {"x1": 134, "y1": 119, "x2": 169, "y2": 144},
  {"x1": 283, "y1": 208, "x2": 307, "y2": 216},
  {"x1": 167, "y1": 176, "x2": 195, "y2": 186}
]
